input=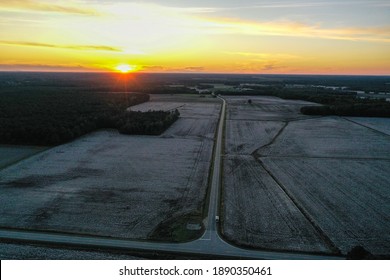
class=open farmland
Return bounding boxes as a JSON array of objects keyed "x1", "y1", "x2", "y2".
[
  {"x1": 222, "y1": 95, "x2": 390, "y2": 256},
  {"x1": 223, "y1": 155, "x2": 331, "y2": 253},
  {"x1": 261, "y1": 157, "x2": 390, "y2": 255},
  {"x1": 0, "y1": 97, "x2": 220, "y2": 241},
  {"x1": 258, "y1": 117, "x2": 390, "y2": 158},
  {"x1": 225, "y1": 121, "x2": 285, "y2": 155},
  {"x1": 129, "y1": 101, "x2": 184, "y2": 112},
  {"x1": 346, "y1": 117, "x2": 390, "y2": 135},
  {"x1": 225, "y1": 96, "x2": 317, "y2": 121}
]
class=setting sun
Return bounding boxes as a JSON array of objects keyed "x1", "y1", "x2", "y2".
[{"x1": 115, "y1": 64, "x2": 136, "y2": 73}]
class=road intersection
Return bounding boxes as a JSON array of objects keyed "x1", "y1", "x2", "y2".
[{"x1": 0, "y1": 97, "x2": 342, "y2": 259}]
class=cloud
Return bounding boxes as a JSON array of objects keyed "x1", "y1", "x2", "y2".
[
  {"x1": 229, "y1": 60, "x2": 287, "y2": 73},
  {"x1": 224, "y1": 52, "x2": 300, "y2": 60},
  {"x1": 0, "y1": 0, "x2": 99, "y2": 16},
  {"x1": 184, "y1": 66, "x2": 205, "y2": 71},
  {"x1": 261, "y1": 63, "x2": 283, "y2": 71},
  {"x1": 139, "y1": 65, "x2": 205, "y2": 73},
  {"x1": 247, "y1": 1, "x2": 385, "y2": 9},
  {"x1": 151, "y1": 0, "x2": 390, "y2": 9},
  {"x1": 0, "y1": 40, "x2": 122, "y2": 52},
  {"x1": 0, "y1": 63, "x2": 97, "y2": 72},
  {"x1": 140, "y1": 65, "x2": 165, "y2": 71},
  {"x1": 200, "y1": 17, "x2": 390, "y2": 43}
]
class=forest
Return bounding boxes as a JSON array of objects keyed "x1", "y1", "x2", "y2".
[
  {"x1": 0, "y1": 86, "x2": 178, "y2": 146},
  {"x1": 300, "y1": 102, "x2": 390, "y2": 117}
]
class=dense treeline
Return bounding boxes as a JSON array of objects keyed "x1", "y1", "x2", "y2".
[
  {"x1": 278, "y1": 91, "x2": 390, "y2": 118},
  {"x1": 0, "y1": 85, "x2": 179, "y2": 146},
  {"x1": 118, "y1": 110, "x2": 180, "y2": 135},
  {"x1": 145, "y1": 86, "x2": 197, "y2": 95},
  {"x1": 0, "y1": 88, "x2": 153, "y2": 145},
  {"x1": 97, "y1": 108, "x2": 180, "y2": 135},
  {"x1": 267, "y1": 89, "x2": 390, "y2": 118},
  {"x1": 300, "y1": 103, "x2": 390, "y2": 118}
]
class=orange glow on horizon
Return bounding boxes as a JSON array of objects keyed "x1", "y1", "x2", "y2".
[
  {"x1": 115, "y1": 64, "x2": 137, "y2": 73},
  {"x1": 0, "y1": 1, "x2": 389, "y2": 75}
]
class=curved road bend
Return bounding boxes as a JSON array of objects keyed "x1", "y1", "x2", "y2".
[{"x1": 0, "y1": 97, "x2": 342, "y2": 259}]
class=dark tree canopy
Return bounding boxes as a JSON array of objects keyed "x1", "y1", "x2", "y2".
[{"x1": 0, "y1": 88, "x2": 179, "y2": 146}]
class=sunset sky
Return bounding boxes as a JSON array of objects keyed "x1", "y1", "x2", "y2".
[{"x1": 0, "y1": 0, "x2": 389, "y2": 74}]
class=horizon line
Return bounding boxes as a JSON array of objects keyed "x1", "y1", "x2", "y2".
[{"x1": 0, "y1": 70, "x2": 389, "y2": 77}]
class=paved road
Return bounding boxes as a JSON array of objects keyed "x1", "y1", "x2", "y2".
[
  {"x1": 201, "y1": 96, "x2": 226, "y2": 237},
  {"x1": 0, "y1": 228, "x2": 339, "y2": 259},
  {"x1": 0, "y1": 97, "x2": 342, "y2": 259}
]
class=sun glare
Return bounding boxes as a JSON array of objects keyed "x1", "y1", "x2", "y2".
[{"x1": 115, "y1": 64, "x2": 136, "y2": 73}]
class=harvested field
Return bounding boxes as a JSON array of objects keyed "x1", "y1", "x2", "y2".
[
  {"x1": 0, "y1": 145, "x2": 46, "y2": 169},
  {"x1": 225, "y1": 121, "x2": 285, "y2": 155},
  {"x1": 177, "y1": 103, "x2": 220, "y2": 119},
  {"x1": 261, "y1": 157, "x2": 390, "y2": 255},
  {"x1": 223, "y1": 155, "x2": 332, "y2": 253},
  {"x1": 162, "y1": 103, "x2": 220, "y2": 139},
  {"x1": 225, "y1": 96, "x2": 317, "y2": 121},
  {"x1": 0, "y1": 98, "x2": 219, "y2": 241},
  {"x1": 258, "y1": 117, "x2": 390, "y2": 158},
  {"x1": 224, "y1": 95, "x2": 315, "y2": 106},
  {"x1": 130, "y1": 98, "x2": 220, "y2": 119},
  {"x1": 222, "y1": 95, "x2": 390, "y2": 256},
  {"x1": 149, "y1": 94, "x2": 219, "y2": 103},
  {"x1": 163, "y1": 118, "x2": 217, "y2": 139},
  {"x1": 346, "y1": 117, "x2": 390, "y2": 136},
  {"x1": 227, "y1": 104, "x2": 305, "y2": 121},
  {"x1": 129, "y1": 101, "x2": 184, "y2": 112}
]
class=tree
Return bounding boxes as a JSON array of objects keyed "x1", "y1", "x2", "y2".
[{"x1": 346, "y1": 246, "x2": 374, "y2": 260}]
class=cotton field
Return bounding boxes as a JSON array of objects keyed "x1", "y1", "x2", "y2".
[
  {"x1": 222, "y1": 95, "x2": 390, "y2": 256},
  {"x1": 0, "y1": 97, "x2": 220, "y2": 241}
]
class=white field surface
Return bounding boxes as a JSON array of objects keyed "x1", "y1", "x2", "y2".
[
  {"x1": 149, "y1": 94, "x2": 219, "y2": 103},
  {"x1": 129, "y1": 94, "x2": 219, "y2": 113},
  {"x1": 163, "y1": 103, "x2": 220, "y2": 140},
  {"x1": 346, "y1": 117, "x2": 390, "y2": 135},
  {"x1": 0, "y1": 145, "x2": 46, "y2": 169},
  {"x1": 223, "y1": 155, "x2": 331, "y2": 253},
  {"x1": 261, "y1": 157, "x2": 390, "y2": 255},
  {"x1": 259, "y1": 117, "x2": 390, "y2": 158},
  {"x1": 129, "y1": 101, "x2": 184, "y2": 112},
  {"x1": 223, "y1": 95, "x2": 390, "y2": 255},
  {"x1": 225, "y1": 121, "x2": 285, "y2": 155},
  {"x1": 225, "y1": 95, "x2": 317, "y2": 121},
  {"x1": 0, "y1": 99, "x2": 219, "y2": 240}
]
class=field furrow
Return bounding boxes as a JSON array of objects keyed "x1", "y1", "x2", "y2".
[
  {"x1": 225, "y1": 121, "x2": 285, "y2": 155},
  {"x1": 222, "y1": 155, "x2": 332, "y2": 253},
  {"x1": 259, "y1": 117, "x2": 390, "y2": 158},
  {"x1": 262, "y1": 157, "x2": 390, "y2": 255},
  {"x1": 223, "y1": 96, "x2": 390, "y2": 256}
]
